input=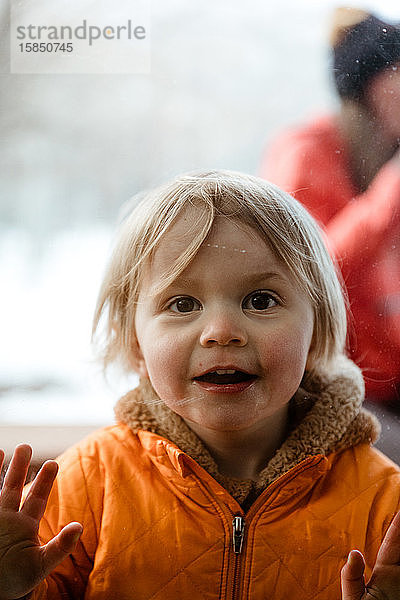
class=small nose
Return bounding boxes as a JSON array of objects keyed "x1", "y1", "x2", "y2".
[{"x1": 199, "y1": 311, "x2": 247, "y2": 347}]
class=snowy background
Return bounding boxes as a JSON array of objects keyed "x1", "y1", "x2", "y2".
[{"x1": 1, "y1": 0, "x2": 399, "y2": 427}]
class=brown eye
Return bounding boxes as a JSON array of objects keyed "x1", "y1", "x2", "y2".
[
  {"x1": 170, "y1": 296, "x2": 201, "y2": 313},
  {"x1": 243, "y1": 291, "x2": 278, "y2": 311}
]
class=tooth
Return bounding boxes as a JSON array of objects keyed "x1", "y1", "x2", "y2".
[{"x1": 216, "y1": 369, "x2": 236, "y2": 375}]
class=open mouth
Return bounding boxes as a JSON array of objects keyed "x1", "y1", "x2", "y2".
[{"x1": 194, "y1": 370, "x2": 256, "y2": 385}]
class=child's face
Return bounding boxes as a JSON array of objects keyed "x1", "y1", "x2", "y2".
[{"x1": 133, "y1": 213, "x2": 314, "y2": 436}]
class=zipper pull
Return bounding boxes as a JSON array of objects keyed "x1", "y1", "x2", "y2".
[{"x1": 232, "y1": 516, "x2": 245, "y2": 554}]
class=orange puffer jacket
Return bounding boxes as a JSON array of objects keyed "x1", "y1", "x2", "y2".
[{"x1": 31, "y1": 424, "x2": 400, "y2": 599}]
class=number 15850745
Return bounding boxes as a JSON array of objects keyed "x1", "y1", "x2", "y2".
[{"x1": 19, "y1": 42, "x2": 73, "y2": 52}]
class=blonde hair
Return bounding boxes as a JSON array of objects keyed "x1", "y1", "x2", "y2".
[{"x1": 93, "y1": 170, "x2": 347, "y2": 373}]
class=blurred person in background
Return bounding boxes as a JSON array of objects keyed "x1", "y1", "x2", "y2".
[{"x1": 260, "y1": 7, "x2": 400, "y2": 411}]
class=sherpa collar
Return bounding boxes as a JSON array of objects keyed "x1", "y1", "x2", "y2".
[{"x1": 114, "y1": 356, "x2": 380, "y2": 505}]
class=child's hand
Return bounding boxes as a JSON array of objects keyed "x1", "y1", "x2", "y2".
[
  {"x1": 341, "y1": 510, "x2": 400, "y2": 599},
  {"x1": 0, "y1": 445, "x2": 83, "y2": 600}
]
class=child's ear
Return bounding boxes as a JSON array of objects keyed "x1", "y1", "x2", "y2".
[{"x1": 129, "y1": 338, "x2": 149, "y2": 378}]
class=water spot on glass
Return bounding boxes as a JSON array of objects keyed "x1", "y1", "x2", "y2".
[{"x1": 382, "y1": 27, "x2": 387, "y2": 33}]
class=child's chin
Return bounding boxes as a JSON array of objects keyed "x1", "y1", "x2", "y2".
[{"x1": 191, "y1": 408, "x2": 264, "y2": 434}]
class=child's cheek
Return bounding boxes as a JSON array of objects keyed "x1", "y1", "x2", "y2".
[
  {"x1": 259, "y1": 324, "x2": 312, "y2": 371},
  {"x1": 142, "y1": 330, "x2": 189, "y2": 401}
]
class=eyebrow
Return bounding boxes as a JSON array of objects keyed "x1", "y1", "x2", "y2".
[
  {"x1": 240, "y1": 271, "x2": 288, "y2": 283},
  {"x1": 166, "y1": 272, "x2": 289, "y2": 289}
]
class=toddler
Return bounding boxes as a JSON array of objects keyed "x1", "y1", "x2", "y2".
[{"x1": 0, "y1": 170, "x2": 400, "y2": 599}]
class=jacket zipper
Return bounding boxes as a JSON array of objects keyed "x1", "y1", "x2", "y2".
[
  {"x1": 186, "y1": 455, "x2": 326, "y2": 599},
  {"x1": 232, "y1": 516, "x2": 245, "y2": 554},
  {"x1": 231, "y1": 516, "x2": 245, "y2": 599},
  {"x1": 228, "y1": 458, "x2": 325, "y2": 598}
]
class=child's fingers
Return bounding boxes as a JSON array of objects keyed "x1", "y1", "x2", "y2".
[
  {"x1": 41, "y1": 522, "x2": 83, "y2": 576},
  {"x1": 0, "y1": 444, "x2": 32, "y2": 510},
  {"x1": 341, "y1": 550, "x2": 366, "y2": 600},
  {"x1": 374, "y1": 510, "x2": 400, "y2": 567},
  {"x1": 21, "y1": 460, "x2": 59, "y2": 521}
]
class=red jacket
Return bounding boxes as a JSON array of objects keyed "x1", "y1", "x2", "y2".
[{"x1": 261, "y1": 115, "x2": 400, "y2": 402}]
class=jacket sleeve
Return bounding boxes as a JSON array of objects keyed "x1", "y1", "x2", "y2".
[
  {"x1": 259, "y1": 130, "x2": 342, "y2": 225},
  {"x1": 27, "y1": 443, "x2": 104, "y2": 599},
  {"x1": 325, "y1": 163, "x2": 400, "y2": 273},
  {"x1": 261, "y1": 130, "x2": 400, "y2": 274}
]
